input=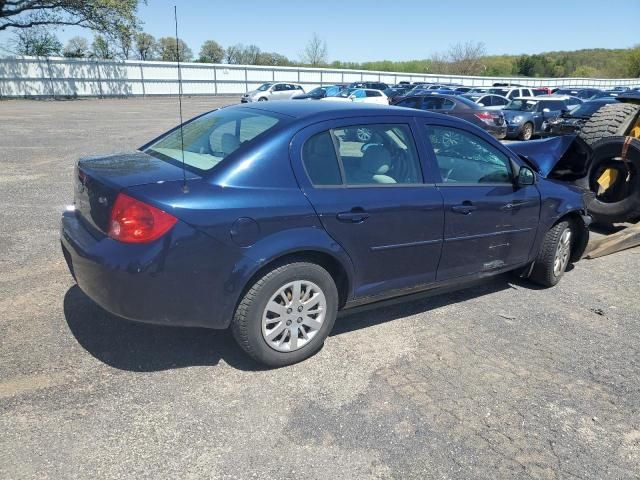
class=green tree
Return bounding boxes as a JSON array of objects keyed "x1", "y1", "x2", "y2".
[
  {"x1": 0, "y1": 1, "x2": 140, "y2": 36},
  {"x1": 135, "y1": 32, "x2": 156, "y2": 61},
  {"x1": 91, "y1": 35, "x2": 115, "y2": 59},
  {"x1": 12, "y1": 26, "x2": 61, "y2": 55},
  {"x1": 199, "y1": 39, "x2": 224, "y2": 63},
  {"x1": 63, "y1": 36, "x2": 89, "y2": 58},
  {"x1": 114, "y1": 25, "x2": 135, "y2": 59},
  {"x1": 626, "y1": 45, "x2": 640, "y2": 78},
  {"x1": 157, "y1": 36, "x2": 193, "y2": 62}
]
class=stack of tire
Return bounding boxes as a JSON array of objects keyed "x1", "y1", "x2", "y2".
[{"x1": 577, "y1": 99, "x2": 640, "y2": 225}]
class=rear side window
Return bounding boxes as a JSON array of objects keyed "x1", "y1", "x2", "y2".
[
  {"x1": 425, "y1": 125, "x2": 512, "y2": 184},
  {"x1": 302, "y1": 131, "x2": 342, "y2": 186},
  {"x1": 366, "y1": 90, "x2": 381, "y2": 97},
  {"x1": 396, "y1": 97, "x2": 421, "y2": 109},
  {"x1": 301, "y1": 125, "x2": 422, "y2": 186}
]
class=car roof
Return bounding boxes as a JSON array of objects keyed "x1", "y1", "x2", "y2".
[
  {"x1": 513, "y1": 96, "x2": 567, "y2": 101},
  {"x1": 232, "y1": 100, "x2": 431, "y2": 120}
]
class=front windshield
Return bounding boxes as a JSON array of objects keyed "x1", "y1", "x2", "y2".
[
  {"x1": 144, "y1": 109, "x2": 281, "y2": 172},
  {"x1": 257, "y1": 83, "x2": 273, "y2": 91},
  {"x1": 308, "y1": 87, "x2": 326, "y2": 96},
  {"x1": 505, "y1": 99, "x2": 538, "y2": 111}
]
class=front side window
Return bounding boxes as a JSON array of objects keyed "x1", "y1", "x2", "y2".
[
  {"x1": 425, "y1": 125, "x2": 512, "y2": 184},
  {"x1": 144, "y1": 109, "x2": 281, "y2": 172}
]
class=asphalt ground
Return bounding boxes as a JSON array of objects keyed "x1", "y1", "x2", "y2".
[{"x1": 1, "y1": 96, "x2": 639, "y2": 479}]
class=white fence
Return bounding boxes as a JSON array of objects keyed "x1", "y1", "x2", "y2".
[{"x1": 0, "y1": 55, "x2": 638, "y2": 98}]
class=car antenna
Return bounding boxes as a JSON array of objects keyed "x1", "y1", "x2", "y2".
[{"x1": 174, "y1": 5, "x2": 189, "y2": 193}]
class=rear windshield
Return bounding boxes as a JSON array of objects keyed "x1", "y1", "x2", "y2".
[{"x1": 143, "y1": 109, "x2": 281, "y2": 172}]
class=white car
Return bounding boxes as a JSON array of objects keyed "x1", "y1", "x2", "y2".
[
  {"x1": 241, "y1": 82, "x2": 304, "y2": 102},
  {"x1": 322, "y1": 88, "x2": 389, "y2": 105},
  {"x1": 462, "y1": 93, "x2": 510, "y2": 110}
]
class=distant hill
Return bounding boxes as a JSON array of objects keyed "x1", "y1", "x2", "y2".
[{"x1": 328, "y1": 47, "x2": 640, "y2": 79}]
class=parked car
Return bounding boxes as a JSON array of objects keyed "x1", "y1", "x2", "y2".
[
  {"x1": 61, "y1": 101, "x2": 591, "y2": 366},
  {"x1": 487, "y1": 86, "x2": 536, "y2": 100},
  {"x1": 452, "y1": 86, "x2": 472, "y2": 94},
  {"x1": 292, "y1": 85, "x2": 344, "y2": 100},
  {"x1": 393, "y1": 94, "x2": 507, "y2": 139},
  {"x1": 384, "y1": 86, "x2": 413, "y2": 103},
  {"x1": 322, "y1": 88, "x2": 389, "y2": 105},
  {"x1": 348, "y1": 81, "x2": 389, "y2": 91},
  {"x1": 461, "y1": 93, "x2": 510, "y2": 110},
  {"x1": 545, "y1": 98, "x2": 619, "y2": 136},
  {"x1": 241, "y1": 82, "x2": 304, "y2": 102},
  {"x1": 503, "y1": 96, "x2": 582, "y2": 140},
  {"x1": 553, "y1": 88, "x2": 602, "y2": 100}
]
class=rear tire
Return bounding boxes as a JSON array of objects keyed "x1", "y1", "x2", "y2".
[
  {"x1": 530, "y1": 221, "x2": 573, "y2": 288},
  {"x1": 578, "y1": 102, "x2": 640, "y2": 145},
  {"x1": 519, "y1": 122, "x2": 533, "y2": 141},
  {"x1": 231, "y1": 262, "x2": 338, "y2": 367}
]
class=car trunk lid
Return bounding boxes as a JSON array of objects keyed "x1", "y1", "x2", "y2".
[{"x1": 74, "y1": 151, "x2": 199, "y2": 233}]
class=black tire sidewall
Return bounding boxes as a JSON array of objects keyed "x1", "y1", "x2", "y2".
[
  {"x1": 520, "y1": 123, "x2": 533, "y2": 141},
  {"x1": 575, "y1": 136, "x2": 640, "y2": 223},
  {"x1": 240, "y1": 263, "x2": 338, "y2": 367}
]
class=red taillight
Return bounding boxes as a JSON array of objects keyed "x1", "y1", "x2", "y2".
[
  {"x1": 108, "y1": 193, "x2": 177, "y2": 243},
  {"x1": 474, "y1": 112, "x2": 493, "y2": 121}
]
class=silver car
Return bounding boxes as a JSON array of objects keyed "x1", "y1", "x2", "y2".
[{"x1": 241, "y1": 82, "x2": 304, "y2": 102}]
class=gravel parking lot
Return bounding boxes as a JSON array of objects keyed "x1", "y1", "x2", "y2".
[{"x1": 1, "y1": 97, "x2": 639, "y2": 479}]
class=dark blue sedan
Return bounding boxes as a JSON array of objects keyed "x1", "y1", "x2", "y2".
[{"x1": 61, "y1": 102, "x2": 591, "y2": 366}]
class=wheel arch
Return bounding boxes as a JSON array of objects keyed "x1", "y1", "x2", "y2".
[
  {"x1": 555, "y1": 211, "x2": 590, "y2": 262},
  {"x1": 237, "y1": 249, "x2": 352, "y2": 314}
]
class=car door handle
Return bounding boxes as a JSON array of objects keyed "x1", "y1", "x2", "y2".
[
  {"x1": 337, "y1": 210, "x2": 370, "y2": 223},
  {"x1": 501, "y1": 200, "x2": 532, "y2": 211},
  {"x1": 451, "y1": 203, "x2": 477, "y2": 214}
]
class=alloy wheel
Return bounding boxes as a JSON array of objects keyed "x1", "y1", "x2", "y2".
[{"x1": 553, "y1": 228, "x2": 572, "y2": 276}]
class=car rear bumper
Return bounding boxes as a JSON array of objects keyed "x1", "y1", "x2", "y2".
[
  {"x1": 487, "y1": 125, "x2": 507, "y2": 140},
  {"x1": 61, "y1": 210, "x2": 246, "y2": 329}
]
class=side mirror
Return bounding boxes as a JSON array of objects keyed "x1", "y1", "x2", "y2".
[
  {"x1": 478, "y1": 102, "x2": 485, "y2": 106},
  {"x1": 542, "y1": 108, "x2": 551, "y2": 113},
  {"x1": 517, "y1": 166, "x2": 536, "y2": 186}
]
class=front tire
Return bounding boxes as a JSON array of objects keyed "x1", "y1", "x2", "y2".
[
  {"x1": 519, "y1": 122, "x2": 533, "y2": 141},
  {"x1": 231, "y1": 262, "x2": 338, "y2": 367},
  {"x1": 530, "y1": 220, "x2": 573, "y2": 287},
  {"x1": 258, "y1": 97, "x2": 268, "y2": 101}
]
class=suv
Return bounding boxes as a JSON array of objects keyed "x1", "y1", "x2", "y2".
[
  {"x1": 503, "y1": 96, "x2": 582, "y2": 140},
  {"x1": 241, "y1": 82, "x2": 304, "y2": 102}
]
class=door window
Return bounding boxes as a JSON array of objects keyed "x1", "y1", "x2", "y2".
[
  {"x1": 301, "y1": 125, "x2": 423, "y2": 186},
  {"x1": 335, "y1": 125, "x2": 422, "y2": 185},
  {"x1": 302, "y1": 131, "x2": 342, "y2": 186},
  {"x1": 425, "y1": 125, "x2": 512, "y2": 184}
]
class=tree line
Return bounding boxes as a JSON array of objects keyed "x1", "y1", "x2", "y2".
[
  {"x1": 8, "y1": 26, "x2": 328, "y2": 67},
  {"x1": 1, "y1": 2, "x2": 638, "y2": 78}
]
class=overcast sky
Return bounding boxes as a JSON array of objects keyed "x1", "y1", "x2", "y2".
[{"x1": 1, "y1": 0, "x2": 639, "y2": 61}]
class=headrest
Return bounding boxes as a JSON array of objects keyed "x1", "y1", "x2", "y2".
[
  {"x1": 221, "y1": 133, "x2": 241, "y2": 156},
  {"x1": 361, "y1": 145, "x2": 391, "y2": 175}
]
